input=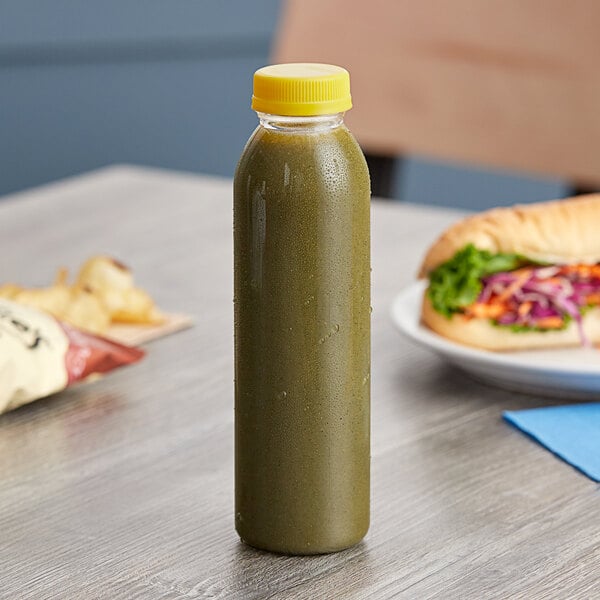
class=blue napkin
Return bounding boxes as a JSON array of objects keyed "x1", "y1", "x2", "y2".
[{"x1": 503, "y1": 403, "x2": 600, "y2": 482}]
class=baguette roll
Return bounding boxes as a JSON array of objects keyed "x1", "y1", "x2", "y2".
[
  {"x1": 419, "y1": 194, "x2": 600, "y2": 277},
  {"x1": 420, "y1": 194, "x2": 600, "y2": 351}
]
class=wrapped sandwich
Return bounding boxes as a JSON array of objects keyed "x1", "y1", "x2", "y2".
[{"x1": 419, "y1": 194, "x2": 600, "y2": 350}]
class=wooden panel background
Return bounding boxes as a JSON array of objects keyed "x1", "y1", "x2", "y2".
[{"x1": 274, "y1": 0, "x2": 600, "y2": 184}]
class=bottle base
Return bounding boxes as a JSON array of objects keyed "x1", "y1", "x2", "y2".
[{"x1": 237, "y1": 526, "x2": 369, "y2": 556}]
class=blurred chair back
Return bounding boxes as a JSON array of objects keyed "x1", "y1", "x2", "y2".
[{"x1": 274, "y1": 0, "x2": 600, "y2": 197}]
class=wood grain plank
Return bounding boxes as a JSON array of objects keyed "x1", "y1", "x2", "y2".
[
  {"x1": 275, "y1": 0, "x2": 600, "y2": 184},
  {"x1": 0, "y1": 166, "x2": 597, "y2": 599}
]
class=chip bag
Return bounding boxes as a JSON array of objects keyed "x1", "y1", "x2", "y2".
[{"x1": 0, "y1": 298, "x2": 144, "y2": 414}]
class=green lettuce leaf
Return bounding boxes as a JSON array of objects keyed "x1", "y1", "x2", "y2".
[
  {"x1": 427, "y1": 244, "x2": 524, "y2": 318},
  {"x1": 492, "y1": 314, "x2": 572, "y2": 333}
]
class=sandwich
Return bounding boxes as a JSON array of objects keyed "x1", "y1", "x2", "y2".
[{"x1": 419, "y1": 194, "x2": 600, "y2": 351}]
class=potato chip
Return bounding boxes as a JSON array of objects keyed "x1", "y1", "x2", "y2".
[
  {"x1": 0, "y1": 284, "x2": 22, "y2": 299},
  {"x1": 1, "y1": 256, "x2": 163, "y2": 332},
  {"x1": 12, "y1": 285, "x2": 71, "y2": 319},
  {"x1": 62, "y1": 286, "x2": 111, "y2": 334},
  {"x1": 54, "y1": 267, "x2": 69, "y2": 286},
  {"x1": 76, "y1": 256, "x2": 163, "y2": 325}
]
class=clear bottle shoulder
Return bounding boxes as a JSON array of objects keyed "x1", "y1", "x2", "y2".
[{"x1": 235, "y1": 121, "x2": 369, "y2": 186}]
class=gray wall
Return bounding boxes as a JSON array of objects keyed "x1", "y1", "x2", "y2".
[
  {"x1": 0, "y1": 0, "x2": 570, "y2": 208},
  {"x1": 0, "y1": 0, "x2": 280, "y2": 195},
  {"x1": 398, "y1": 157, "x2": 568, "y2": 211}
]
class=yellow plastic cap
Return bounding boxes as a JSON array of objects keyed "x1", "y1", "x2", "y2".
[{"x1": 252, "y1": 63, "x2": 352, "y2": 116}]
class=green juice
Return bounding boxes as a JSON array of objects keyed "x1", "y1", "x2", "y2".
[
  {"x1": 234, "y1": 64, "x2": 370, "y2": 554},
  {"x1": 234, "y1": 64, "x2": 370, "y2": 555}
]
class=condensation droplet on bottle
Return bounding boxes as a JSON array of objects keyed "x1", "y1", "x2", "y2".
[
  {"x1": 276, "y1": 391, "x2": 287, "y2": 400},
  {"x1": 318, "y1": 323, "x2": 340, "y2": 344}
]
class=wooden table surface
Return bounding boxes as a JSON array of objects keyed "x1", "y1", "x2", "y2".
[{"x1": 1, "y1": 166, "x2": 598, "y2": 599}]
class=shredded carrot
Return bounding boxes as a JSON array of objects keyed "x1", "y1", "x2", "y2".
[
  {"x1": 585, "y1": 293, "x2": 600, "y2": 305},
  {"x1": 511, "y1": 267, "x2": 534, "y2": 277},
  {"x1": 496, "y1": 270, "x2": 532, "y2": 302},
  {"x1": 544, "y1": 277, "x2": 565, "y2": 286},
  {"x1": 560, "y1": 264, "x2": 600, "y2": 278},
  {"x1": 466, "y1": 302, "x2": 507, "y2": 319},
  {"x1": 517, "y1": 301, "x2": 533, "y2": 317},
  {"x1": 535, "y1": 316, "x2": 565, "y2": 329}
]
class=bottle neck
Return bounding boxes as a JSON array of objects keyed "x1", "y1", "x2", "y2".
[{"x1": 257, "y1": 112, "x2": 344, "y2": 133}]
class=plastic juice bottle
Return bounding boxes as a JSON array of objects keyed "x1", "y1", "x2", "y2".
[{"x1": 234, "y1": 63, "x2": 370, "y2": 554}]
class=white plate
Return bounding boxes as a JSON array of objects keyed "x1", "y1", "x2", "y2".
[{"x1": 391, "y1": 281, "x2": 600, "y2": 399}]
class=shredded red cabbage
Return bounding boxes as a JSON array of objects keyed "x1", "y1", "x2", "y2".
[{"x1": 478, "y1": 265, "x2": 600, "y2": 346}]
